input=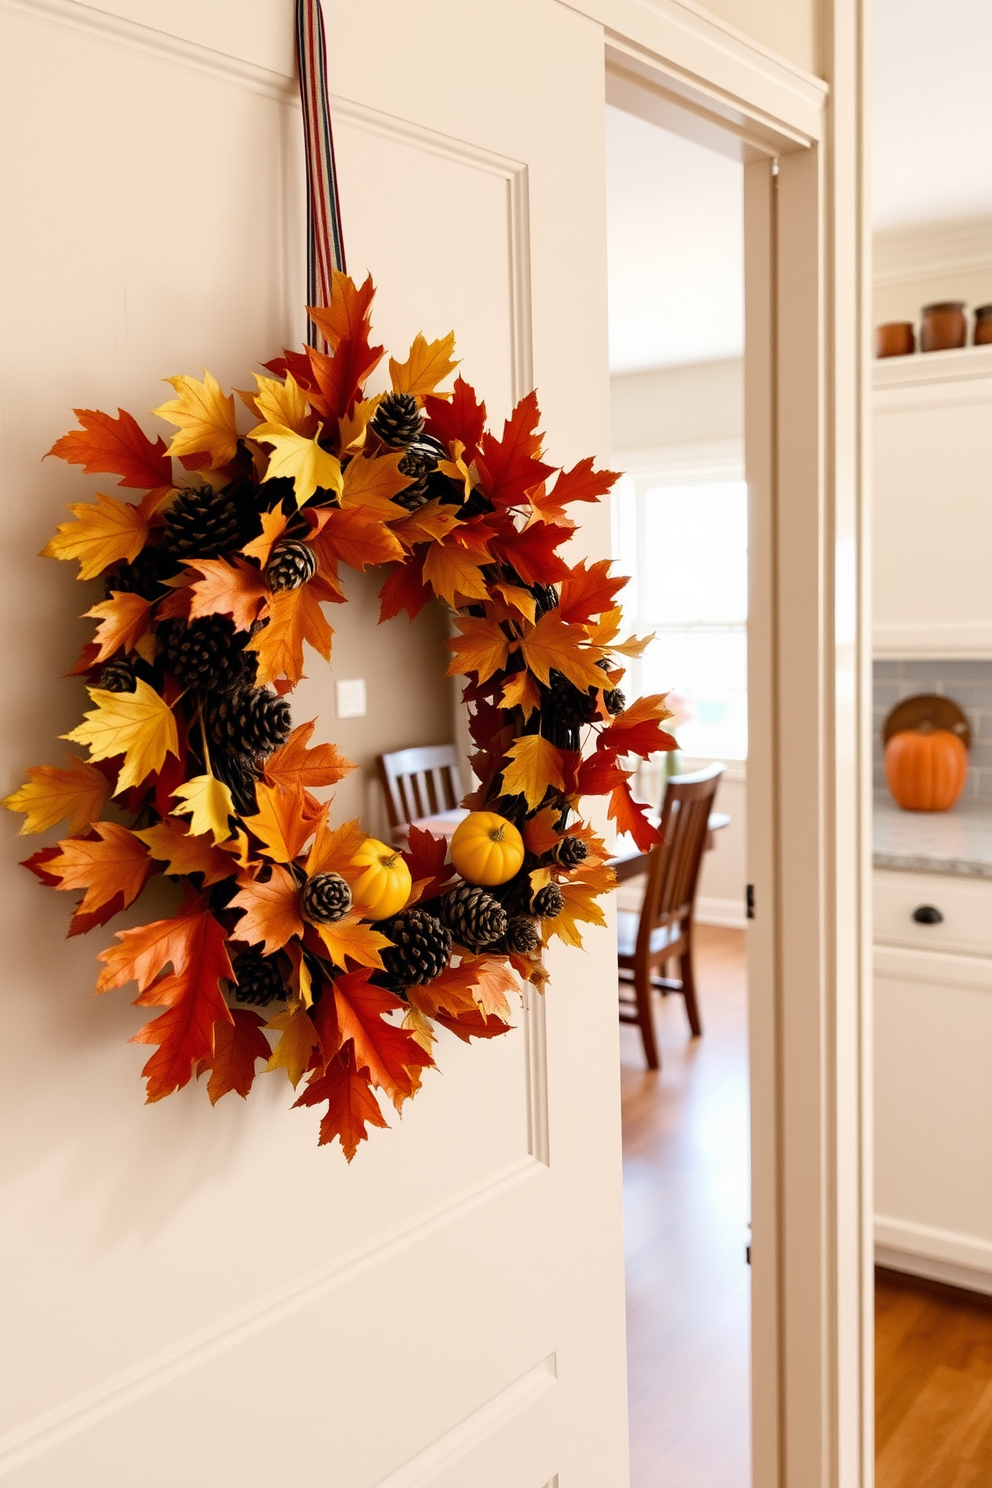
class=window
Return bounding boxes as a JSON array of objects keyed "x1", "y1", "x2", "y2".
[{"x1": 613, "y1": 470, "x2": 748, "y2": 760}]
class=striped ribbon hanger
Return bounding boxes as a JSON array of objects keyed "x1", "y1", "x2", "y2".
[{"x1": 296, "y1": 0, "x2": 346, "y2": 347}]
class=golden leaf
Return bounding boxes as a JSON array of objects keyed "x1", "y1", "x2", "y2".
[
  {"x1": 266, "y1": 1002, "x2": 321, "y2": 1088},
  {"x1": 338, "y1": 396, "x2": 382, "y2": 454},
  {"x1": 229, "y1": 865, "x2": 303, "y2": 954},
  {"x1": 246, "y1": 582, "x2": 333, "y2": 687},
  {"x1": 306, "y1": 816, "x2": 366, "y2": 881},
  {"x1": 393, "y1": 498, "x2": 462, "y2": 548},
  {"x1": 253, "y1": 425, "x2": 343, "y2": 507},
  {"x1": 500, "y1": 671, "x2": 541, "y2": 721},
  {"x1": 185, "y1": 558, "x2": 269, "y2": 632},
  {"x1": 240, "y1": 508, "x2": 289, "y2": 568},
  {"x1": 501, "y1": 734, "x2": 565, "y2": 810},
  {"x1": 84, "y1": 591, "x2": 153, "y2": 663},
  {"x1": 519, "y1": 610, "x2": 606, "y2": 691},
  {"x1": 63, "y1": 679, "x2": 179, "y2": 794},
  {"x1": 42, "y1": 491, "x2": 155, "y2": 580},
  {"x1": 388, "y1": 332, "x2": 458, "y2": 398},
  {"x1": 423, "y1": 542, "x2": 489, "y2": 606},
  {"x1": 170, "y1": 773, "x2": 235, "y2": 845},
  {"x1": 340, "y1": 451, "x2": 411, "y2": 516},
  {"x1": 493, "y1": 582, "x2": 537, "y2": 623},
  {"x1": 445, "y1": 615, "x2": 510, "y2": 684},
  {"x1": 403, "y1": 1007, "x2": 437, "y2": 1054},
  {"x1": 249, "y1": 372, "x2": 317, "y2": 437},
  {"x1": 3, "y1": 756, "x2": 110, "y2": 837},
  {"x1": 152, "y1": 370, "x2": 239, "y2": 469},
  {"x1": 316, "y1": 916, "x2": 392, "y2": 972}
]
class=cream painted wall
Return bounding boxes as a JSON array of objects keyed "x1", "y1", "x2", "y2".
[{"x1": 695, "y1": 0, "x2": 818, "y2": 75}]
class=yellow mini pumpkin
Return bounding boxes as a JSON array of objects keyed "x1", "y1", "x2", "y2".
[
  {"x1": 350, "y1": 838, "x2": 412, "y2": 920},
  {"x1": 451, "y1": 811, "x2": 525, "y2": 886}
]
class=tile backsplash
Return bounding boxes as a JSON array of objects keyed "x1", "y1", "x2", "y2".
[{"x1": 874, "y1": 659, "x2": 992, "y2": 799}]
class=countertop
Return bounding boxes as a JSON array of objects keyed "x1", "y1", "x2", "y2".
[{"x1": 874, "y1": 793, "x2": 992, "y2": 880}]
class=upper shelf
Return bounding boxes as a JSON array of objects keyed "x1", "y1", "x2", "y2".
[{"x1": 874, "y1": 341, "x2": 992, "y2": 392}]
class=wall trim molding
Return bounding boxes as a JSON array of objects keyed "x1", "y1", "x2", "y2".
[
  {"x1": 0, "y1": 1155, "x2": 543, "y2": 1477},
  {"x1": 873, "y1": 619, "x2": 992, "y2": 661},
  {"x1": 876, "y1": 1244, "x2": 992, "y2": 1298},
  {"x1": 696, "y1": 893, "x2": 746, "y2": 929},
  {"x1": 875, "y1": 1216, "x2": 992, "y2": 1282},
  {"x1": 873, "y1": 216, "x2": 992, "y2": 289}
]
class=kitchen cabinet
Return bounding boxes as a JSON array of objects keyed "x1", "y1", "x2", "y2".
[{"x1": 873, "y1": 343, "x2": 992, "y2": 658}]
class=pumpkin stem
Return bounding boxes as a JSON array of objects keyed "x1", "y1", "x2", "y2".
[
  {"x1": 919, "y1": 720, "x2": 933, "y2": 734},
  {"x1": 379, "y1": 851, "x2": 400, "y2": 868},
  {"x1": 489, "y1": 824, "x2": 506, "y2": 843}
]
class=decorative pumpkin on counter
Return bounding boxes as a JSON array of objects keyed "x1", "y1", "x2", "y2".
[
  {"x1": 451, "y1": 812, "x2": 525, "y2": 886},
  {"x1": 349, "y1": 839, "x2": 413, "y2": 920},
  {"x1": 885, "y1": 724, "x2": 968, "y2": 812}
]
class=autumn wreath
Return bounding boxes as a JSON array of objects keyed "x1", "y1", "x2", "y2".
[{"x1": 4, "y1": 273, "x2": 674, "y2": 1158}]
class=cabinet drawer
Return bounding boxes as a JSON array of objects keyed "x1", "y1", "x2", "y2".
[{"x1": 874, "y1": 869, "x2": 992, "y2": 956}]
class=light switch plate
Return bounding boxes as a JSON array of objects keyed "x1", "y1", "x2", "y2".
[{"x1": 336, "y1": 678, "x2": 367, "y2": 719}]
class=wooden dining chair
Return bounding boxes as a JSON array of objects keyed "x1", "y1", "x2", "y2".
[
  {"x1": 378, "y1": 744, "x2": 465, "y2": 831},
  {"x1": 618, "y1": 763, "x2": 724, "y2": 1070}
]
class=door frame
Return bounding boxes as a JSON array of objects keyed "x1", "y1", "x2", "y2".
[{"x1": 569, "y1": 2, "x2": 872, "y2": 1483}]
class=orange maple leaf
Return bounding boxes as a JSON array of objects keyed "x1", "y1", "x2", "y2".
[
  {"x1": 294, "y1": 1049, "x2": 389, "y2": 1160},
  {"x1": 535, "y1": 458, "x2": 621, "y2": 522},
  {"x1": 519, "y1": 610, "x2": 605, "y2": 692},
  {"x1": 596, "y1": 694, "x2": 677, "y2": 760},
  {"x1": 557, "y1": 558, "x2": 628, "y2": 625},
  {"x1": 230, "y1": 865, "x2": 303, "y2": 954},
  {"x1": 423, "y1": 541, "x2": 489, "y2": 606},
  {"x1": 243, "y1": 783, "x2": 325, "y2": 864},
  {"x1": 185, "y1": 557, "x2": 269, "y2": 632},
  {"x1": 476, "y1": 390, "x2": 554, "y2": 508},
  {"x1": 500, "y1": 671, "x2": 542, "y2": 721},
  {"x1": 84, "y1": 591, "x2": 153, "y2": 663},
  {"x1": 247, "y1": 581, "x2": 333, "y2": 687},
  {"x1": 339, "y1": 451, "x2": 413, "y2": 517},
  {"x1": 46, "y1": 822, "x2": 152, "y2": 916},
  {"x1": 500, "y1": 734, "x2": 565, "y2": 810},
  {"x1": 263, "y1": 721, "x2": 354, "y2": 793},
  {"x1": 198, "y1": 1008, "x2": 271, "y2": 1104},
  {"x1": 309, "y1": 505, "x2": 404, "y2": 577},
  {"x1": 608, "y1": 779, "x2": 662, "y2": 852},
  {"x1": 305, "y1": 816, "x2": 367, "y2": 881},
  {"x1": 545, "y1": 868, "x2": 612, "y2": 949},
  {"x1": 333, "y1": 971, "x2": 434, "y2": 1106},
  {"x1": 523, "y1": 805, "x2": 564, "y2": 858},
  {"x1": 445, "y1": 616, "x2": 510, "y2": 684},
  {"x1": 42, "y1": 490, "x2": 161, "y2": 581},
  {"x1": 266, "y1": 1001, "x2": 322, "y2": 1086},
  {"x1": 315, "y1": 915, "x2": 392, "y2": 972},
  {"x1": 307, "y1": 271, "x2": 376, "y2": 352},
  {"x1": 3, "y1": 756, "x2": 110, "y2": 837},
  {"x1": 47, "y1": 407, "x2": 173, "y2": 491},
  {"x1": 240, "y1": 508, "x2": 289, "y2": 568},
  {"x1": 128, "y1": 909, "x2": 234, "y2": 1102},
  {"x1": 134, "y1": 817, "x2": 237, "y2": 885}
]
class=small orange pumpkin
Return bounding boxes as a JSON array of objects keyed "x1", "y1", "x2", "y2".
[
  {"x1": 884, "y1": 725, "x2": 968, "y2": 812},
  {"x1": 450, "y1": 811, "x2": 525, "y2": 885},
  {"x1": 349, "y1": 838, "x2": 412, "y2": 919}
]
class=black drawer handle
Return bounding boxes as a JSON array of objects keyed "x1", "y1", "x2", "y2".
[{"x1": 912, "y1": 905, "x2": 944, "y2": 925}]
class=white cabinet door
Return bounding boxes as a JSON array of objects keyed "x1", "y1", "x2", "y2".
[
  {"x1": 0, "y1": 3, "x2": 628, "y2": 1484},
  {"x1": 873, "y1": 345, "x2": 992, "y2": 657}
]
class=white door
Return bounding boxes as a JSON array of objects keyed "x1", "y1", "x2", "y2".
[{"x1": 0, "y1": 3, "x2": 628, "y2": 1485}]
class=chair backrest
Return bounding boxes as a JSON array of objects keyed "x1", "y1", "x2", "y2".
[
  {"x1": 378, "y1": 744, "x2": 465, "y2": 830},
  {"x1": 639, "y1": 763, "x2": 724, "y2": 934}
]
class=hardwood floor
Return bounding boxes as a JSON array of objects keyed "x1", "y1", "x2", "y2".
[
  {"x1": 876, "y1": 1268, "x2": 992, "y2": 1487},
  {"x1": 621, "y1": 924, "x2": 751, "y2": 1488}
]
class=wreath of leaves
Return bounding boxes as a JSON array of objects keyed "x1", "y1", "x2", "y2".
[{"x1": 3, "y1": 272, "x2": 675, "y2": 1159}]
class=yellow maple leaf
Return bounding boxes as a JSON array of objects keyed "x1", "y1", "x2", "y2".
[
  {"x1": 389, "y1": 332, "x2": 458, "y2": 398},
  {"x1": 519, "y1": 610, "x2": 606, "y2": 692},
  {"x1": 501, "y1": 735, "x2": 565, "y2": 810},
  {"x1": 152, "y1": 370, "x2": 239, "y2": 469},
  {"x1": 266, "y1": 1002, "x2": 321, "y2": 1087},
  {"x1": 42, "y1": 491, "x2": 154, "y2": 580},
  {"x1": 240, "y1": 508, "x2": 289, "y2": 568},
  {"x1": 445, "y1": 616, "x2": 510, "y2": 684},
  {"x1": 338, "y1": 396, "x2": 382, "y2": 454},
  {"x1": 84, "y1": 591, "x2": 153, "y2": 663},
  {"x1": 316, "y1": 916, "x2": 392, "y2": 972},
  {"x1": 340, "y1": 451, "x2": 411, "y2": 517},
  {"x1": 170, "y1": 773, "x2": 234, "y2": 845},
  {"x1": 63, "y1": 679, "x2": 179, "y2": 794},
  {"x1": 394, "y1": 498, "x2": 462, "y2": 548},
  {"x1": 423, "y1": 542, "x2": 489, "y2": 606},
  {"x1": 493, "y1": 582, "x2": 537, "y2": 623},
  {"x1": 544, "y1": 865, "x2": 613, "y2": 949},
  {"x1": 2, "y1": 756, "x2": 109, "y2": 837},
  {"x1": 252, "y1": 425, "x2": 343, "y2": 507},
  {"x1": 249, "y1": 372, "x2": 317, "y2": 437},
  {"x1": 437, "y1": 439, "x2": 473, "y2": 501},
  {"x1": 403, "y1": 1006, "x2": 437, "y2": 1055}
]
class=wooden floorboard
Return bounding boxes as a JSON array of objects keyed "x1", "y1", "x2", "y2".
[
  {"x1": 621, "y1": 923, "x2": 992, "y2": 1487},
  {"x1": 622, "y1": 924, "x2": 751, "y2": 1488}
]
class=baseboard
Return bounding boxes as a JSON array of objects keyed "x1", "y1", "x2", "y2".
[
  {"x1": 875, "y1": 1244, "x2": 992, "y2": 1298},
  {"x1": 695, "y1": 895, "x2": 746, "y2": 929}
]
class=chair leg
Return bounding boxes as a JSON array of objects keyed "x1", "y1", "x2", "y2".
[
  {"x1": 634, "y1": 964, "x2": 661, "y2": 1070},
  {"x1": 680, "y1": 935, "x2": 703, "y2": 1038}
]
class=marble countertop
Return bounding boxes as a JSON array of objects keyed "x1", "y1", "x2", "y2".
[{"x1": 874, "y1": 793, "x2": 992, "y2": 879}]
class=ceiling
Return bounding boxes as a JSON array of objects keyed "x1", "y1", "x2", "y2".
[{"x1": 607, "y1": 0, "x2": 992, "y2": 374}]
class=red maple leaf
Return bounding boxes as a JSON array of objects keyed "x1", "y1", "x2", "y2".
[
  {"x1": 546, "y1": 457, "x2": 620, "y2": 509},
  {"x1": 378, "y1": 555, "x2": 432, "y2": 622},
  {"x1": 493, "y1": 522, "x2": 571, "y2": 586},
  {"x1": 597, "y1": 695, "x2": 678, "y2": 761},
  {"x1": 476, "y1": 391, "x2": 555, "y2": 508},
  {"x1": 305, "y1": 337, "x2": 384, "y2": 424},
  {"x1": 576, "y1": 752, "x2": 633, "y2": 798},
  {"x1": 197, "y1": 1008, "x2": 271, "y2": 1103},
  {"x1": 402, "y1": 825, "x2": 455, "y2": 903},
  {"x1": 48, "y1": 407, "x2": 173, "y2": 491},
  {"x1": 423, "y1": 376, "x2": 487, "y2": 456},
  {"x1": 433, "y1": 1008, "x2": 514, "y2": 1043},
  {"x1": 294, "y1": 1049, "x2": 389, "y2": 1160},
  {"x1": 608, "y1": 780, "x2": 662, "y2": 852},
  {"x1": 332, "y1": 970, "x2": 435, "y2": 1106}
]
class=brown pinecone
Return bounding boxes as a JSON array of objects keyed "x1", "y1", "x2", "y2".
[
  {"x1": 265, "y1": 540, "x2": 316, "y2": 592},
  {"x1": 378, "y1": 909, "x2": 452, "y2": 988},
  {"x1": 504, "y1": 915, "x2": 541, "y2": 954},
  {"x1": 302, "y1": 872, "x2": 353, "y2": 925},
  {"x1": 440, "y1": 883, "x2": 508, "y2": 949},
  {"x1": 230, "y1": 947, "x2": 287, "y2": 1007},
  {"x1": 163, "y1": 617, "x2": 247, "y2": 692},
  {"x1": 552, "y1": 835, "x2": 589, "y2": 869},
  {"x1": 104, "y1": 546, "x2": 176, "y2": 600},
  {"x1": 206, "y1": 686, "x2": 291, "y2": 758},
  {"x1": 532, "y1": 882, "x2": 564, "y2": 920},
  {"x1": 371, "y1": 392, "x2": 423, "y2": 448},
  {"x1": 99, "y1": 657, "x2": 136, "y2": 693},
  {"x1": 162, "y1": 486, "x2": 248, "y2": 559},
  {"x1": 395, "y1": 435, "x2": 447, "y2": 510}
]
